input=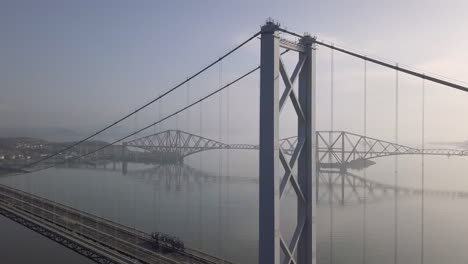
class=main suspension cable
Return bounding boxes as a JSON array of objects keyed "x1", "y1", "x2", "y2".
[
  {"x1": 313, "y1": 40, "x2": 468, "y2": 93},
  {"x1": 24, "y1": 66, "x2": 260, "y2": 174},
  {"x1": 22, "y1": 31, "x2": 261, "y2": 169},
  {"x1": 278, "y1": 27, "x2": 468, "y2": 91}
]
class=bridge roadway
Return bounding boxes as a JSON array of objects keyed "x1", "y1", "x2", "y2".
[{"x1": 0, "y1": 184, "x2": 233, "y2": 264}]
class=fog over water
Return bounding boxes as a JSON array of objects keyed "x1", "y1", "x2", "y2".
[
  {"x1": 2, "y1": 150, "x2": 468, "y2": 263},
  {"x1": 2, "y1": 1, "x2": 468, "y2": 264}
]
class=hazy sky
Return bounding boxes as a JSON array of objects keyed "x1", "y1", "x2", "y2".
[{"x1": 1, "y1": 0, "x2": 468, "y2": 144}]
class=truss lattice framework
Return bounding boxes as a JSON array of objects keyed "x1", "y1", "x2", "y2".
[
  {"x1": 317, "y1": 131, "x2": 418, "y2": 164},
  {"x1": 126, "y1": 129, "x2": 468, "y2": 164},
  {"x1": 126, "y1": 130, "x2": 257, "y2": 158},
  {"x1": 275, "y1": 45, "x2": 310, "y2": 264},
  {"x1": 315, "y1": 131, "x2": 468, "y2": 164}
]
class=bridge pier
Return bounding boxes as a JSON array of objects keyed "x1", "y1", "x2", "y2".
[
  {"x1": 340, "y1": 168, "x2": 345, "y2": 205},
  {"x1": 121, "y1": 142, "x2": 127, "y2": 161},
  {"x1": 122, "y1": 161, "x2": 128, "y2": 175}
]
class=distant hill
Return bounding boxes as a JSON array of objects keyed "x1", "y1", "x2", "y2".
[
  {"x1": 0, "y1": 127, "x2": 85, "y2": 142},
  {"x1": 0, "y1": 126, "x2": 131, "y2": 142},
  {"x1": 0, "y1": 137, "x2": 111, "y2": 150}
]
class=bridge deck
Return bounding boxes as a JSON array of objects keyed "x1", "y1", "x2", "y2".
[{"x1": 0, "y1": 184, "x2": 233, "y2": 264}]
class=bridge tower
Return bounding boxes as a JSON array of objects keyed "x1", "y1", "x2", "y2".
[{"x1": 259, "y1": 21, "x2": 316, "y2": 264}]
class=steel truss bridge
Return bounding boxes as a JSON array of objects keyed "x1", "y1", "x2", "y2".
[
  {"x1": 315, "y1": 131, "x2": 468, "y2": 166},
  {"x1": 124, "y1": 130, "x2": 257, "y2": 162},
  {"x1": 124, "y1": 129, "x2": 468, "y2": 166},
  {"x1": 4, "y1": 21, "x2": 468, "y2": 264}
]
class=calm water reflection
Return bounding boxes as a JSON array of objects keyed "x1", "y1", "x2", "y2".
[{"x1": 1, "y1": 153, "x2": 468, "y2": 264}]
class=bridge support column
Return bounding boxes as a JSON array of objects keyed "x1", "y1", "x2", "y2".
[
  {"x1": 121, "y1": 142, "x2": 127, "y2": 161},
  {"x1": 178, "y1": 156, "x2": 184, "y2": 164},
  {"x1": 122, "y1": 161, "x2": 127, "y2": 175},
  {"x1": 259, "y1": 21, "x2": 316, "y2": 264},
  {"x1": 297, "y1": 32, "x2": 316, "y2": 264},
  {"x1": 259, "y1": 22, "x2": 281, "y2": 264},
  {"x1": 340, "y1": 167, "x2": 346, "y2": 205}
]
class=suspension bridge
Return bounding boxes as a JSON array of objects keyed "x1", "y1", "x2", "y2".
[{"x1": 2, "y1": 21, "x2": 468, "y2": 264}]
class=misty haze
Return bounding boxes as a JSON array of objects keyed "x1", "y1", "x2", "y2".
[{"x1": 1, "y1": 1, "x2": 468, "y2": 264}]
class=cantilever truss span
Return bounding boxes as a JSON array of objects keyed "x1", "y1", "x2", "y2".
[
  {"x1": 316, "y1": 131, "x2": 468, "y2": 165},
  {"x1": 126, "y1": 130, "x2": 468, "y2": 165},
  {"x1": 125, "y1": 130, "x2": 257, "y2": 159}
]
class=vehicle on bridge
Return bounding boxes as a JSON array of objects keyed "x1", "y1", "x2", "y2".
[{"x1": 150, "y1": 232, "x2": 185, "y2": 252}]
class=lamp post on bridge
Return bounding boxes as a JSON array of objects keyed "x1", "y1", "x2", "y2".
[{"x1": 259, "y1": 21, "x2": 316, "y2": 264}]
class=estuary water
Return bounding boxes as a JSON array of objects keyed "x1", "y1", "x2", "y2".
[{"x1": 1, "y1": 151, "x2": 468, "y2": 264}]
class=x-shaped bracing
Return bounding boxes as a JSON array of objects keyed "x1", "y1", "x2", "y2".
[{"x1": 278, "y1": 51, "x2": 309, "y2": 264}]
